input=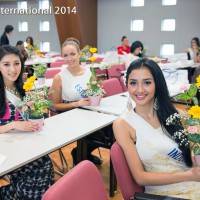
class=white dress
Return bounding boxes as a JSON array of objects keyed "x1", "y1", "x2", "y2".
[
  {"x1": 121, "y1": 109, "x2": 200, "y2": 200},
  {"x1": 58, "y1": 66, "x2": 91, "y2": 102}
]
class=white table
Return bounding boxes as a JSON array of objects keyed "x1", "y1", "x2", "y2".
[
  {"x1": 83, "y1": 92, "x2": 133, "y2": 116},
  {"x1": 0, "y1": 108, "x2": 116, "y2": 176}
]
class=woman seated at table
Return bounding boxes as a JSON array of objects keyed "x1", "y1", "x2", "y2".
[
  {"x1": 125, "y1": 41, "x2": 144, "y2": 69},
  {"x1": 0, "y1": 45, "x2": 54, "y2": 200},
  {"x1": 117, "y1": 36, "x2": 131, "y2": 55},
  {"x1": 25, "y1": 36, "x2": 34, "y2": 47},
  {"x1": 113, "y1": 58, "x2": 200, "y2": 199},
  {"x1": 186, "y1": 37, "x2": 200, "y2": 62},
  {"x1": 50, "y1": 38, "x2": 102, "y2": 165},
  {"x1": 16, "y1": 40, "x2": 28, "y2": 63}
]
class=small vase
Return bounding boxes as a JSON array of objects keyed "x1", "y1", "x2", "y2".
[
  {"x1": 37, "y1": 77, "x2": 45, "y2": 85},
  {"x1": 29, "y1": 116, "x2": 44, "y2": 131},
  {"x1": 194, "y1": 154, "x2": 200, "y2": 166},
  {"x1": 88, "y1": 96, "x2": 101, "y2": 106}
]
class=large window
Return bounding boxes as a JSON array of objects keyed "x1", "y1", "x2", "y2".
[
  {"x1": 18, "y1": 21, "x2": 28, "y2": 32},
  {"x1": 160, "y1": 44, "x2": 174, "y2": 57},
  {"x1": 161, "y1": 19, "x2": 176, "y2": 31},
  {"x1": 131, "y1": 0, "x2": 144, "y2": 7},
  {"x1": 162, "y1": 0, "x2": 177, "y2": 6},
  {"x1": 40, "y1": 21, "x2": 50, "y2": 32},
  {"x1": 40, "y1": 42, "x2": 50, "y2": 52},
  {"x1": 17, "y1": 1, "x2": 27, "y2": 10},
  {"x1": 39, "y1": 0, "x2": 49, "y2": 10},
  {"x1": 130, "y1": 19, "x2": 144, "y2": 31}
]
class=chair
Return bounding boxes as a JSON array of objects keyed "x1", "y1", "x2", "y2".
[
  {"x1": 50, "y1": 60, "x2": 65, "y2": 68},
  {"x1": 45, "y1": 68, "x2": 61, "y2": 79},
  {"x1": 111, "y1": 142, "x2": 144, "y2": 200},
  {"x1": 101, "y1": 78, "x2": 123, "y2": 96},
  {"x1": 107, "y1": 64, "x2": 125, "y2": 79},
  {"x1": 42, "y1": 160, "x2": 108, "y2": 200}
]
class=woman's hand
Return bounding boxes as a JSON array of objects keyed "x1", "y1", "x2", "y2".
[
  {"x1": 187, "y1": 167, "x2": 200, "y2": 182},
  {"x1": 77, "y1": 98, "x2": 90, "y2": 106},
  {"x1": 12, "y1": 121, "x2": 40, "y2": 132}
]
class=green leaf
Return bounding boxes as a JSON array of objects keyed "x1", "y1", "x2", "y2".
[
  {"x1": 188, "y1": 134, "x2": 200, "y2": 143},
  {"x1": 187, "y1": 84, "x2": 197, "y2": 98}
]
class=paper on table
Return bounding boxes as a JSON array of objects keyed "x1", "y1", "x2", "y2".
[{"x1": 0, "y1": 153, "x2": 6, "y2": 166}]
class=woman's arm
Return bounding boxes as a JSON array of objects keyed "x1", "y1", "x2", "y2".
[
  {"x1": 0, "y1": 121, "x2": 40, "y2": 134},
  {"x1": 49, "y1": 75, "x2": 90, "y2": 112},
  {"x1": 113, "y1": 118, "x2": 200, "y2": 186}
]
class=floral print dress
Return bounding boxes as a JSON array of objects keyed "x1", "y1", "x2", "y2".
[{"x1": 0, "y1": 102, "x2": 54, "y2": 200}]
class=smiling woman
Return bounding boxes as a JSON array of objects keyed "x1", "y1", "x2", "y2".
[
  {"x1": 113, "y1": 58, "x2": 200, "y2": 199},
  {"x1": 0, "y1": 45, "x2": 54, "y2": 200}
]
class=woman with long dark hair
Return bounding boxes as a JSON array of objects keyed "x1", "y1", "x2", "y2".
[
  {"x1": 113, "y1": 58, "x2": 200, "y2": 199},
  {"x1": 0, "y1": 45, "x2": 54, "y2": 200},
  {"x1": 0, "y1": 25, "x2": 14, "y2": 46}
]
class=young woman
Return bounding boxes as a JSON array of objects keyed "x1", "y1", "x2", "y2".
[
  {"x1": 25, "y1": 36, "x2": 34, "y2": 47},
  {"x1": 50, "y1": 38, "x2": 102, "y2": 165},
  {"x1": 187, "y1": 37, "x2": 200, "y2": 62},
  {"x1": 0, "y1": 25, "x2": 14, "y2": 46},
  {"x1": 113, "y1": 58, "x2": 200, "y2": 199},
  {"x1": 117, "y1": 36, "x2": 131, "y2": 55},
  {"x1": 0, "y1": 45, "x2": 54, "y2": 200}
]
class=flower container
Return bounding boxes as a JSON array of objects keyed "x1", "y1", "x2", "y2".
[
  {"x1": 29, "y1": 116, "x2": 44, "y2": 131},
  {"x1": 37, "y1": 77, "x2": 45, "y2": 85},
  {"x1": 88, "y1": 96, "x2": 101, "y2": 106}
]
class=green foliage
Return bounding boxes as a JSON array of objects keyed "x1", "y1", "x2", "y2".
[{"x1": 33, "y1": 64, "x2": 47, "y2": 78}]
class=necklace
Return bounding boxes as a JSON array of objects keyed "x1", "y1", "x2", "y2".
[{"x1": 5, "y1": 86, "x2": 20, "y2": 97}]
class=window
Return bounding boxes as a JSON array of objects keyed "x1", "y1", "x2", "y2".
[
  {"x1": 161, "y1": 19, "x2": 176, "y2": 31},
  {"x1": 160, "y1": 44, "x2": 174, "y2": 57},
  {"x1": 18, "y1": 21, "x2": 28, "y2": 32},
  {"x1": 130, "y1": 20, "x2": 144, "y2": 31},
  {"x1": 162, "y1": 0, "x2": 177, "y2": 6},
  {"x1": 131, "y1": 0, "x2": 144, "y2": 7},
  {"x1": 40, "y1": 21, "x2": 50, "y2": 31},
  {"x1": 17, "y1": 1, "x2": 27, "y2": 10},
  {"x1": 40, "y1": 42, "x2": 50, "y2": 52},
  {"x1": 39, "y1": 0, "x2": 49, "y2": 10}
]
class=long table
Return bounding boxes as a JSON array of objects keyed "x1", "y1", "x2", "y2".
[{"x1": 0, "y1": 108, "x2": 116, "y2": 177}]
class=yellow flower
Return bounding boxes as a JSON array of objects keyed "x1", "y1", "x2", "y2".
[
  {"x1": 88, "y1": 56, "x2": 96, "y2": 62},
  {"x1": 28, "y1": 76, "x2": 37, "y2": 83},
  {"x1": 188, "y1": 105, "x2": 200, "y2": 119},
  {"x1": 89, "y1": 47, "x2": 97, "y2": 54},
  {"x1": 196, "y1": 75, "x2": 200, "y2": 88}
]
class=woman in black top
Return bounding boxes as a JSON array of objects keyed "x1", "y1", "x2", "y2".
[{"x1": 0, "y1": 25, "x2": 14, "y2": 46}]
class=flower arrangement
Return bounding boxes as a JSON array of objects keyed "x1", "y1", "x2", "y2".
[
  {"x1": 80, "y1": 45, "x2": 97, "y2": 63},
  {"x1": 166, "y1": 75, "x2": 200, "y2": 158},
  {"x1": 85, "y1": 68, "x2": 105, "y2": 97},
  {"x1": 20, "y1": 75, "x2": 52, "y2": 119},
  {"x1": 32, "y1": 64, "x2": 47, "y2": 78}
]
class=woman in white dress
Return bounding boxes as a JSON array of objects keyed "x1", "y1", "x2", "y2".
[
  {"x1": 50, "y1": 38, "x2": 102, "y2": 165},
  {"x1": 113, "y1": 58, "x2": 200, "y2": 199},
  {"x1": 187, "y1": 37, "x2": 200, "y2": 63}
]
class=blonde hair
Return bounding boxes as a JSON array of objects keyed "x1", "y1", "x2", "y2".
[{"x1": 62, "y1": 37, "x2": 80, "y2": 52}]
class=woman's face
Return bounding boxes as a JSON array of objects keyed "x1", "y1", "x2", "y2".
[
  {"x1": 134, "y1": 47, "x2": 142, "y2": 56},
  {"x1": 0, "y1": 54, "x2": 21, "y2": 85},
  {"x1": 127, "y1": 67, "x2": 155, "y2": 107},
  {"x1": 62, "y1": 44, "x2": 80, "y2": 68},
  {"x1": 123, "y1": 38, "x2": 129, "y2": 46},
  {"x1": 191, "y1": 40, "x2": 198, "y2": 49}
]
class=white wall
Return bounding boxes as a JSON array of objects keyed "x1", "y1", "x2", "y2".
[
  {"x1": 98, "y1": 0, "x2": 200, "y2": 56},
  {"x1": 0, "y1": 0, "x2": 60, "y2": 52}
]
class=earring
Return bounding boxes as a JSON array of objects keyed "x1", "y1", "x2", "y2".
[{"x1": 153, "y1": 97, "x2": 159, "y2": 111}]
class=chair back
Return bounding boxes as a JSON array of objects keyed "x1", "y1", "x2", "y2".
[
  {"x1": 107, "y1": 64, "x2": 125, "y2": 79},
  {"x1": 50, "y1": 60, "x2": 65, "y2": 68},
  {"x1": 101, "y1": 78, "x2": 123, "y2": 96},
  {"x1": 45, "y1": 68, "x2": 61, "y2": 79},
  {"x1": 42, "y1": 160, "x2": 108, "y2": 200},
  {"x1": 111, "y1": 142, "x2": 144, "y2": 200}
]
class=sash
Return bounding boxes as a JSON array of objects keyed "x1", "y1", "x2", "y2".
[{"x1": 5, "y1": 90, "x2": 25, "y2": 120}]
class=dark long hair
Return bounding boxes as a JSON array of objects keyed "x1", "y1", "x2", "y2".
[
  {"x1": 130, "y1": 41, "x2": 144, "y2": 57},
  {"x1": 0, "y1": 45, "x2": 25, "y2": 117},
  {"x1": 126, "y1": 58, "x2": 192, "y2": 167},
  {"x1": 191, "y1": 37, "x2": 200, "y2": 48}
]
